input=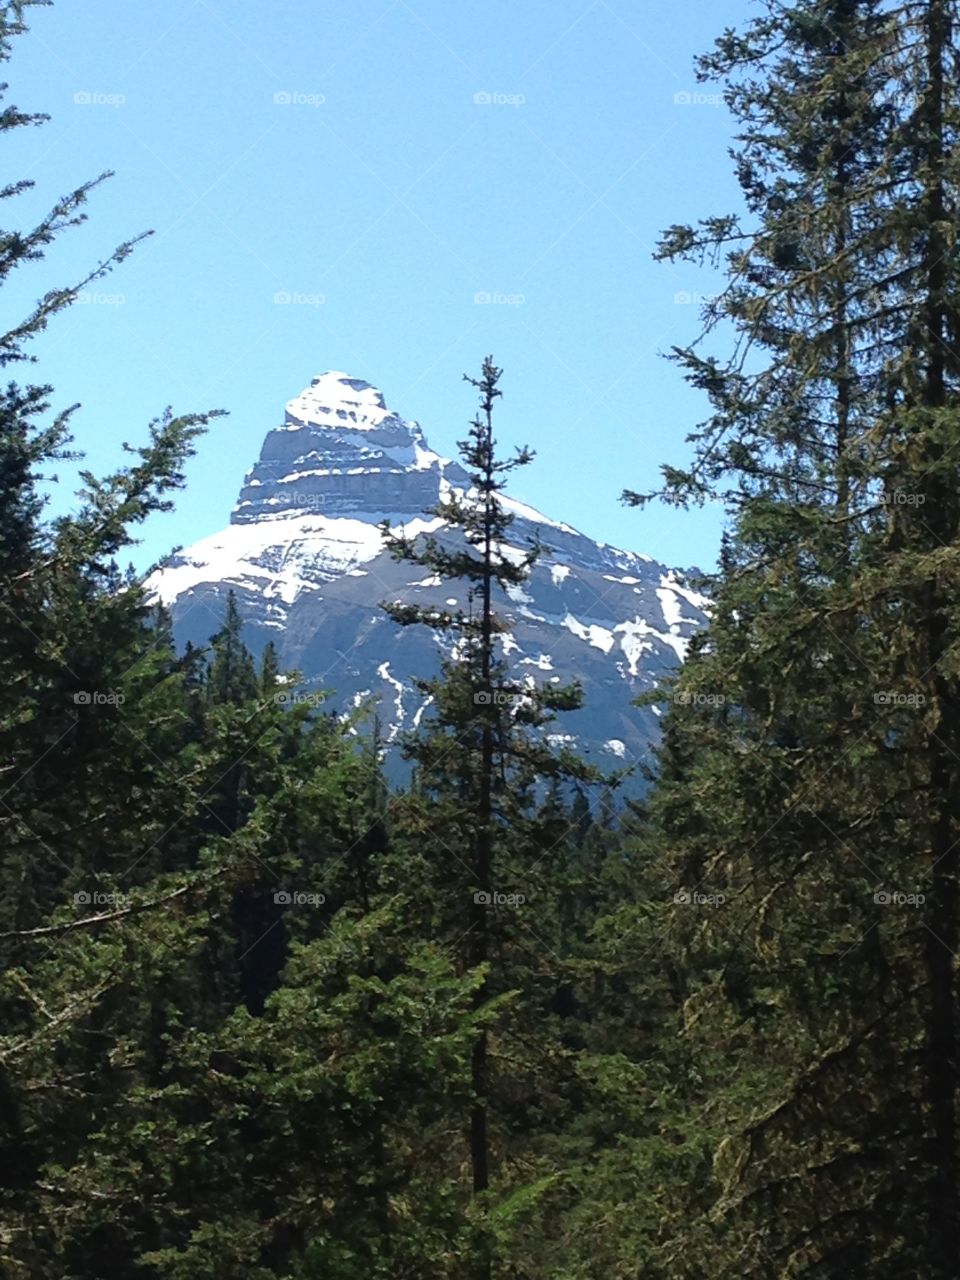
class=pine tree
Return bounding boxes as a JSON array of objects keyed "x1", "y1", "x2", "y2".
[
  {"x1": 0, "y1": 7, "x2": 262, "y2": 1271},
  {"x1": 382, "y1": 357, "x2": 597, "y2": 1277},
  {"x1": 618, "y1": 1, "x2": 960, "y2": 1273},
  {"x1": 259, "y1": 640, "x2": 280, "y2": 695},
  {"x1": 0, "y1": 8, "x2": 636, "y2": 1279}
]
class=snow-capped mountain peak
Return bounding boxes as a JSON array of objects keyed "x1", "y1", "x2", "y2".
[
  {"x1": 232, "y1": 370, "x2": 468, "y2": 525},
  {"x1": 284, "y1": 371, "x2": 394, "y2": 433},
  {"x1": 147, "y1": 369, "x2": 709, "y2": 779}
]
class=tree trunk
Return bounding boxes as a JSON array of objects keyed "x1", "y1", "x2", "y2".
[{"x1": 469, "y1": 386, "x2": 496, "y2": 1279}]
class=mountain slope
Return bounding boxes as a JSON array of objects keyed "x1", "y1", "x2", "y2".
[{"x1": 146, "y1": 372, "x2": 708, "y2": 774}]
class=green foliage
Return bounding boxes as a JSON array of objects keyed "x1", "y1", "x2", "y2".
[
  {"x1": 608, "y1": 1, "x2": 960, "y2": 1275},
  {"x1": 8, "y1": 1, "x2": 960, "y2": 1276}
]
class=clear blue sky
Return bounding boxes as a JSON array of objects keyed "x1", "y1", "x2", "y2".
[{"x1": 9, "y1": 0, "x2": 750, "y2": 575}]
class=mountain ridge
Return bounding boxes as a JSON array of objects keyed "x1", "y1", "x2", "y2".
[{"x1": 146, "y1": 371, "x2": 709, "y2": 774}]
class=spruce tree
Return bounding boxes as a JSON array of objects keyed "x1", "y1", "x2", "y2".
[
  {"x1": 382, "y1": 357, "x2": 596, "y2": 1277},
  {"x1": 619, "y1": 1, "x2": 960, "y2": 1273}
]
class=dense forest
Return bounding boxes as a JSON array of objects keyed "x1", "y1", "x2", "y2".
[{"x1": 3, "y1": 0, "x2": 960, "y2": 1275}]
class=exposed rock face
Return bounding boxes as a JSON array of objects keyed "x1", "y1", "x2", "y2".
[
  {"x1": 233, "y1": 372, "x2": 469, "y2": 523},
  {"x1": 146, "y1": 372, "x2": 709, "y2": 778}
]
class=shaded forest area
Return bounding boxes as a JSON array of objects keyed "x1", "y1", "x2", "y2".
[{"x1": 3, "y1": 1, "x2": 960, "y2": 1275}]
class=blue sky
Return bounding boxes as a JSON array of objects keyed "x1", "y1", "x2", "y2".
[{"x1": 9, "y1": 0, "x2": 750, "y2": 576}]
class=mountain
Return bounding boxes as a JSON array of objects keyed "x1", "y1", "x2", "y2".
[{"x1": 146, "y1": 371, "x2": 709, "y2": 776}]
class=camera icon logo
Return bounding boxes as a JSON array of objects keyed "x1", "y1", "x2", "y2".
[
  {"x1": 74, "y1": 891, "x2": 91, "y2": 905},
  {"x1": 273, "y1": 91, "x2": 292, "y2": 105},
  {"x1": 74, "y1": 691, "x2": 92, "y2": 705},
  {"x1": 274, "y1": 890, "x2": 292, "y2": 905},
  {"x1": 474, "y1": 891, "x2": 492, "y2": 905},
  {"x1": 673, "y1": 890, "x2": 692, "y2": 904}
]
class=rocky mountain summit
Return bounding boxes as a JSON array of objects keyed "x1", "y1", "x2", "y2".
[
  {"x1": 233, "y1": 371, "x2": 471, "y2": 523},
  {"x1": 146, "y1": 371, "x2": 709, "y2": 776}
]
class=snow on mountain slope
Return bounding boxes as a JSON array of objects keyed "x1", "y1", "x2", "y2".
[
  {"x1": 146, "y1": 372, "x2": 709, "y2": 777},
  {"x1": 149, "y1": 513, "x2": 444, "y2": 609},
  {"x1": 285, "y1": 372, "x2": 400, "y2": 433}
]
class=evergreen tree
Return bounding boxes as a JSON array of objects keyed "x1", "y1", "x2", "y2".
[
  {"x1": 206, "y1": 590, "x2": 259, "y2": 709},
  {"x1": 614, "y1": 1, "x2": 960, "y2": 1273},
  {"x1": 259, "y1": 640, "x2": 280, "y2": 695},
  {"x1": 382, "y1": 357, "x2": 598, "y2": 1277}
]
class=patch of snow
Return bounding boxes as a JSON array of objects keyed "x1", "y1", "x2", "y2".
[
  {"x1": 563, "y1": 613, "x2": 615, "y2": 654},
  {"x1": 613, "y1": 618, "x2": 658, "y2": 675},
  {"x1": 658, "y1": 573, "x2": 710, "y2": 631},
  {"x1": 285, "y1": 372, "x2": 394, "y2": 433},
  {"x1": 659, "y1": 631, "x2": 688, "y2": 660},
  {"x1": 497, "y1": 544, "x2": 531, "y2": 566},
  {"x1": 551, "y1": 564, "x2": 571, "y2": 586},
  {"x1": 500, "y1": 494, "x2": 579, "y2": 535},
  {"x1": 656, "y1": 582, "x2": 684, "y2": 631},
  {"x1": 412, "y1": 695, "x2": 434, "y2": 730},
  {"x1": 145, "y1": 512, "x2": 445, "y2": 609},
  {"x1": 282, "y1": 469, "x2": 334, "y2": 482},
  {"x1": 605, "y1": 739, "x2": 627, "y2": 758},
  {"x1": 376, "y1": 661, "x2": 406, "y2": 742},
  {"x1": 520, "y1": 653, "x2": 554, "y2": 671},
  {"x1": 665, "y1": 573, "x2": 711, "y2": 614}
]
